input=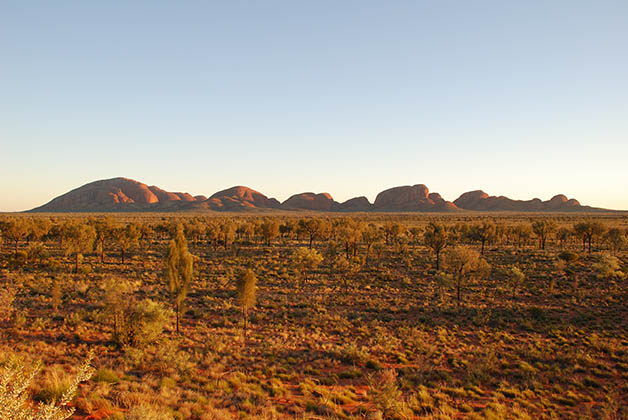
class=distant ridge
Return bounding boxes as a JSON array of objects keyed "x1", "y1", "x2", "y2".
[
  {"x1": 453, "y1": 190, "x2": 599, "y2": 212},
  {"x1": 29, "y1": 177, "x2": 614, "y2": 213}
]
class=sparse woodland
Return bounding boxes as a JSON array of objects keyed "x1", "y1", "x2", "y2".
[{"x1": 0, "y1": 213, "x2": 627, "y2": 420}]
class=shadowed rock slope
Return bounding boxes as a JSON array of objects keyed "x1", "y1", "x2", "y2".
[
  {"x1": 29, "y1": 177, "x2": 612, "y2": 213},
  {"x1": 453, "y1": 190, "x2": 602, "y2": 212}
]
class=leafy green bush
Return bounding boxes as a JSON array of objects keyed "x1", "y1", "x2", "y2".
[
  {"x1": 92, "y1": 368, "x2": 120, "y2": 384},
  {"x1": 117, "y1": 299, "x2": 172, "y2": 348},
  {"x1": 367, "y1": 369, "x2": 412, "y2": 420}
]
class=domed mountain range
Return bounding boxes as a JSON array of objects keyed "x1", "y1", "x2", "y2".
[{"x1": 28, "y1": 177, "x2": 609, "y2": 213}]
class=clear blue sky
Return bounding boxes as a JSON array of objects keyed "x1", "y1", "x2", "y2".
[{"x1": 1, "y1": 1, "x2": 627, "y2": 211}]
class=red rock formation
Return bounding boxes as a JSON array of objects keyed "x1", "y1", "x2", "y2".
[
  {"x1": 282, "y1": 192, "x2": 336, "y2": 211},
  {"x1": 203, "y1": 186, "x2": 280, "y2": 211},
  {"x1": 29, "y1": 178, "x2": 606, "y2": 213},
  {"x1": 373, "y1": 184, "x2": 457, "y2": 211},
  {"x1": 335, "y1": 196, "x2": 372, "y2": 212},
  {"x1": 30, "y1": 178, "x2": 205, "y2": 212},
  {"x1": 454, "y1": 191, "x2": 587, "y2": 212}
]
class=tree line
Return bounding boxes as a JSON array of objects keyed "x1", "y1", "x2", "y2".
[{"x1": 1, "y1": 216, "x2": 625, "y2": 268}]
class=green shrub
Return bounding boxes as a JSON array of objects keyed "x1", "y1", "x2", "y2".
[
  {"x1": 117, "y1": 299, "x2": 171, "y2": 348},
  {"x1": 15, "y1": 250, "x2": 28, "y2": 266},
  {"x1": 368, "y1": 369, "x2": 412, "y2": 420},
  {"x1": 92, "y1": 368, "x2": 120, "y2": 384}
]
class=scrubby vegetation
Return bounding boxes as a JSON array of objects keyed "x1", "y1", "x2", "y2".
[{"x1": 0, "y1": 213, "x2": 627, "y2": 419}]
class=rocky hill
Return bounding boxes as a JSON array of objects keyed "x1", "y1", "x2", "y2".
[
  {"x1": 29, "y1": 177, "x2": 611, "y2": 213},
  {"x1": 30, "y1": 178, "x2": 201, "y2": 212},
  {"x1": 204, "y1": 186, "x2": 281, "y2": 211},
  {"x1": 335, "y1": 196, "x2": 373, "y2": 212},
  {"x1": 281, "y1": 192, "x2": 336, "y2": 211},
  {"x1": 453, "y1": 190, "x2": 595, "y2": 212},
  {"x1": 373, "y1": 184, "x2": 458, "y2": 212}
]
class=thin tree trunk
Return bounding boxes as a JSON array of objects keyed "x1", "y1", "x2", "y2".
[
  {"x1": 175, "y1": 301, "x2": 180, "y2": 334},
  {"x1": 457, "y1": 279, "x2": 461, "y2": 308},
  {"x1": 243, "y1": 308, "x2": 248, "y2": 345}
]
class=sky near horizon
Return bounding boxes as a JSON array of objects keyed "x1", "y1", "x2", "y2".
[{"x1": 1, "y1": 1, "x2": 627, "y2": 212}]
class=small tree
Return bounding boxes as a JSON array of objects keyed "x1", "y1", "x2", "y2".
[
  {"x1": 92, "y1": 217, "x2": 115, "y2": 263},
  {"x1": 184, "y1": 219, "x2": 206, "y2": 246},
  {"x1": 260, "y1": 218, "x2": 280, "y2": 245},
  {"x1": 298, "y1": 218, "x2": 324, "y2": 249},
  {"x1": 137, "y1": 223, "x2": 154, "y2": 253},
  {"x1": 29, "y1": 218, "x2": 51, "y2": 243},
  {"x1": 467, "y1": 221, "x2": 496, "y2": 255},
  {"x1": 101, "y1": 276, "x2": 137, "y2": 342},
  {"x1": 61, "y1": 221, "x2": 96, "y2": 273},
  {"x1": 443, "y1": 246, "x2": 490, "y2": 307},
  {"x1": 361, "y1": 224, "x2": 382, "y2": 262},
  {"x1": 219, "y1": 220, "x2": 236, "y2": 249},
  {"x1": 4, "y1": 218, "x2": 31, "y2": 258},
  {"x1": 605, "y1": 228, "x2": 627, "y2": 255},
  {"x1": 381, "y1": 221, "x2": 401, "y2": 246},
  {"x1": 531, "y1": 219, "x2": 557, "y2": 250},
  {"x1": 573, "y1": 221, "x2": 607, "y2": 253},
  {"x1": 513, "y1": 223, "x2": 533, "y2": 249},
  {"x1": 204, "y1": 220, "x2": 221, "y2": 251},
  {"x1": 335, "y1": 218, "x2": 363, "y2": 259},
  {"x1": 292, "y1": 247, "x2": 323, "y2": 285},
  {"x1": 113, "y1": 224, "x2": 140, "y2": 264},
  {"x1": 28, "y1": 242, "x2": 48, "y2": 264},
  {"x1": 424, "y1": 222, "x2": 449, "y2": 270},
  {"x1": 332, "y1": 254, "x2": 362, "y2": 293},
  {"x1": 279, "y1": 219, "x2": 296, "y2": 242},
  {"x1": 236, "y1": 269, "x2": 257, "y2": 340},
  {"x1": 506, "y1": 266, "x2": 525, "y2": 300},
  {"x1": 166, "y1": 224, "x2": 194, "y2": 334},
  {"x1": 236, "y1": 221, "x2": 255, "y2": 242}
]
